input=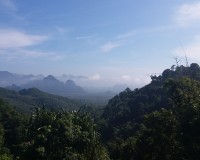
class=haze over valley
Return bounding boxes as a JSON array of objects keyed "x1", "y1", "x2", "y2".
[{"x1": 0, "y1": 70, "x2": 130, "y2": 105}]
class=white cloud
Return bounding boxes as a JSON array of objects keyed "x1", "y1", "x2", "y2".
[
  {"x1": 0, "y1": 29, "x2": 63, "y2": 61},
  {"x1": 89, "y1": 74, "x2": 101, "y2": 81},
  {"x1": 101, "y1": 42, "x2": 120, "y2": 52},
  {"x1": 174, "y1": 2, "x2": 200, "y2": 27},
  {"x1": 0, "y1": 29, "x2": 48, "y2": 49},
  {"x1": 173, "y1": 36, "x2": 200, "y2": 61},
  {"x1": 121, "y1": 75, "x2": 131, "y2": 81}
]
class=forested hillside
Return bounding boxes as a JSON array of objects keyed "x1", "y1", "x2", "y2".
[
  {"x1": 98, "y1": 63, "x2": 200, "y2": 160},
  {"x1": 0, "y1": 63, "x2": 200, "y2": 159},
  {"x1": 0, "y1": 100, "x2": 109, "y2": 159},
  {"x1": 0, "y1": 87, "x2": 81, "y2": 113}
]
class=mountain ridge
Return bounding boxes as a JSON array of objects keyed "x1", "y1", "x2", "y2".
[{"x1": 0, "y1": 87, "x2": 81, "y2": 113}]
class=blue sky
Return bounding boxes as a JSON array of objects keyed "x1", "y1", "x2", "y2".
[{"x1": 1, "y1": 0, "x2": 200, "y2": 88}]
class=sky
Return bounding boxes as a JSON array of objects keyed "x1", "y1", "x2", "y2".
[{"x1": 1, "y1": 0, "x2": 200, "y2": 88}]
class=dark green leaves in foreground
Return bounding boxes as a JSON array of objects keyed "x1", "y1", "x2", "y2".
[
  {"x1": 20, "y1": 108, "x2": 109, "y2": 160},
  {"x1": 0, "y1": 100, "x2": 109, "y2": 160},
  {"x1": 99, "y1": 64, "x2": 200, "y2": 160}
]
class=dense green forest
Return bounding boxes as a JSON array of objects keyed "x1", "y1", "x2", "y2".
[
  {"x1": 0, "y1": 88, "x2": 81, "y2": 113},
  {"x1": 1, "y1": 63, "x2": 200, "y2": 159}
]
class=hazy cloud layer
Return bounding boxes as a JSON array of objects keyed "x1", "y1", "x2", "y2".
[{"x1": 89, "y1": 74, "x2": 101, "y2": 81}]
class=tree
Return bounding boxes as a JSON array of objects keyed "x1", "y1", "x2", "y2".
[
  {"x1": 0, "y1": 100, "x2": 13, "y2": 160},
  {"x1": 20, "y1": 108, "x2": 109, "y2": 160},
  {"x1": 166, "y1": 77, "x2": 200, "y2": 160},
  {"x1": 121, "y1": 109, "x2": 180, "y2": 160}
]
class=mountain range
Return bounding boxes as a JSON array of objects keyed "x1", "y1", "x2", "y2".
[
  {"x1": 0, "y1": 71, "x2": 43, "y2": 87},
  {"x1": 0, "y1": 71, "x2": 127, "y2": 105},
  {"x1": 20, "y1": 75, "x2": 85, "y2": 96},
  {"x1": 0, "y1": 71, "x2": 84, "y2": 96}
]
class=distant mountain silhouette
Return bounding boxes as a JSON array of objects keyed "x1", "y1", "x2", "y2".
[
  {"x1": 0, "y1": 71, "x2": 43, "y2": 87},
  {"x1": 65, "y1": 80, "x2": 84, "y2": 93},
  {"x1": 0, "y1": 71, "x2": 114, "y2": 105},
  {"x1": 44, "y1": 75, "x2": 60, "y2": 82},
  {"x1": 21, "y1": 75, "x2": 85, "y2": 96}
]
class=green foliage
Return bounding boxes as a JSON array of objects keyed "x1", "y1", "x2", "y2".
[
  {"x1": 1, "y1": 63, "x2": 200, "y2": 159},
  {"x1": 0, "y1": 87, "x2": 81, "y2": 113},
  {"x1": 166, "y1": 77, "x2": 200, "y2": 160},
  {"x1": 0, "y1": 153, "x2": 12, "y2": 160},
  {"x1": 122, "y1": 109, "x2": 180, "y2": 160},
  {"x1": 0, "y1": 124, "x2": 3, "y2": 148},
  {"x1": 20, "y1": 108, "x2": 109, "y2": 160},
  {"x1": 0, "y1": 99, "x2": 22, "y2": 160},
  {"x1": 99, "y1": 63, "x2": 200, "y2": 160}
]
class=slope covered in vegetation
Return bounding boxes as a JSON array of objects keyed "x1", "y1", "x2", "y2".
[
  {"x1": 0, "y1": 88, "x2": 81, "y2": 113},
  {"x1": 99, "y1": 63, "x2": 200, "y2": 160},
  {"x1": 0, "y1": 63, "x2": 200, "y2": 159},
  {"x1": 0, "y1": 100, "x2": 109, "y2": 160}
]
